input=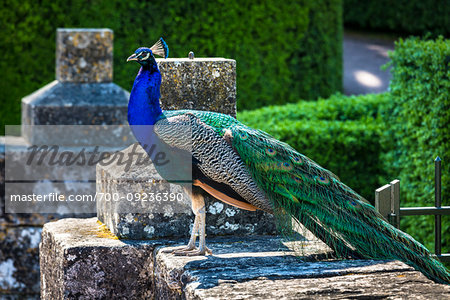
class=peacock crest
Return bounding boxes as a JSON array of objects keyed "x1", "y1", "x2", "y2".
[{"x1": 150, "y1": 38, "x2": 169, "y2": 59}]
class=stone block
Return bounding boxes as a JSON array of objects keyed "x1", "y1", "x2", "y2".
[
  {"x1": 158, "y1": 58, "x2": 236, "y2": 117},
  {"x1": 40, "y1": 218, "x2": 171, "y2": 300},
  {"x1": 97, "y1": 143, "x2": 276, "y2": 239},
  {"x1": 56, "y1": 28, "x2": 113, "y2": 83}
]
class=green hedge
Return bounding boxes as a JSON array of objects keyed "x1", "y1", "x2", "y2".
[
  {"x1": 238, "y1": 92, "x2": 391, "y2": 127},
  {"x1": 0, "y1": 0, "x2": 342, "y2": 134},
  {"x1": 344, "y1": 0, "x2": 450, "y2": 37},
  {"x1": 385, "y1": 36, "x2": 450, "y2": 251},
  {"x1": 239, "y1": 93, "x2": 392, "y2": 201}
]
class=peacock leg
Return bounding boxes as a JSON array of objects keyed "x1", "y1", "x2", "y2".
[
  {"x1": 173, "y1": 191, "x2": 212, "y2": 256},
  {"x1": 170, "y1": 213, "x2": 199, "y2": 253}
]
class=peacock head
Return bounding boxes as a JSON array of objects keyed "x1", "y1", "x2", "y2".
[{"x1": 127, "y1": 37, "x2": 169, "y2": 68}]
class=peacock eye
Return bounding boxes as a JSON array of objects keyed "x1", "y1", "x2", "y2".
[{"x1": 140, "y1": 52, "x2": 150, "y2": 60}]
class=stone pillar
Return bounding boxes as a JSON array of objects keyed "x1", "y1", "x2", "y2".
[
  {"x1": 97, "y1": 57, "x2": 276, "y2": 239},
  {"x1": 97, "y1": 145, "x2": 276, "y2": 239},
  {"x1": 1, "y1": 28, "x2": 128, "y2": 298},
  {"x1": 21, "y1": 28, "x2": 129, "y2": 144}
]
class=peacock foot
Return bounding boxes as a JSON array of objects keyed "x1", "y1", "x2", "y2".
[{"x1": 160, "y1": 246, "x2": 191, "y2": 254}]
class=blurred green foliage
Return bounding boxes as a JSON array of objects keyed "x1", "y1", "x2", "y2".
[
  {"x1": 344, "y1": 0, "x2": 450, "y2": 37},
  {"x1": 384, "y1": 36, "x2": 450, "y2": 252},
  {"x1": 239, "y1": 93, "x2": 392, "y2": 201},
  {"x1": 0, "y1": 0, "x2": 342, "y2": 134}
]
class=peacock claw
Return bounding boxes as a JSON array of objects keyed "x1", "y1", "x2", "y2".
[
  {"x1": 170, "y1": 245, "x2": 195, "y2": 254},
  {"x1": 172, "y1": 246, "x2": 212, "y2": 256}
]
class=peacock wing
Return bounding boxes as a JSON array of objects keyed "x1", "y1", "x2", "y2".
[{"x1": 153, "y1": 113, "x2": 272, "y2": 212}]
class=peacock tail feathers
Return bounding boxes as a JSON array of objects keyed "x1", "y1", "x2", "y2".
[{"x1": 227, "y1": 122, "x2": 450, "y2": 285}]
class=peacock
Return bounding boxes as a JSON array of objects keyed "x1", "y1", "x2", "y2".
[{"x1": 126, "y1": 38, "x2": 450, "y2": 284}]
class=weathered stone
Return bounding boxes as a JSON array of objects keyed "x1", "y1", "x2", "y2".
[
  {"x1": 0, "y1": 137, "x2": 69, "y2": 225},
  {"x1": 158, "y1": 58, "x2": 236, "y2": 117},
  {"x1": 40, "y1": 217, "x2": 172, "y2": 300},
  {"x1": 97, "y1": 143, "x2": 276, "y2": 239},
  {"x1": 157, "y1": 240, "x2": 450, "y2": 300},
  {"x1": 185, "y1": 270, "x2": 450, "y2": 300},
  {"x1": 40, "y1": 218, "x2": 450, "y2": 299},
  {"x1": 1, "y1": 139, "x2": 51, "y2": 300},
  {"x1": 22, "y1": 81, "x2": 129, "y2": 125},
  {"x1": 21, "y1": 81, "x2": 131, "y2": 144},
  {"x1": 56, "y1": 29, "x2": 113, "y2": 83},
  {"x1": 0, "y1": 226, "x2": 41, "y2": 298}
]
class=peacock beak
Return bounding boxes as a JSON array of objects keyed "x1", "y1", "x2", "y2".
[{"x1": 127, "y1": 53, "x2": 138, "y2": 62}]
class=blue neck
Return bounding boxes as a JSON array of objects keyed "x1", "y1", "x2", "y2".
[{"x1": 127, "y1": 65, "x2": 163, "y2": 126}]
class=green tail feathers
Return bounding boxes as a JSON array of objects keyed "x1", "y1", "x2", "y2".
[
  {"x1": 289, "y1": 197, "x2": 450, "y2": 284},
  {"x1": 227, "y1": 122, "x2": 450, "y2": 285}
]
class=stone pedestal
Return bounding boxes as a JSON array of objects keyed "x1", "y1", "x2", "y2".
[
  {"x1": 40, "y1": 218, "x2": 450, "y2": 299},
  {"x1": 22, "y1": 28, "x2": 130, "y2": 145},
  {"x1": 96, "y1": 144, "x2": 276, "y2": 239}
]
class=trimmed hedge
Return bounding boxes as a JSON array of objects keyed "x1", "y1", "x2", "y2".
[
  {"x1": 344, "y1": 0, "x2": 450, "y2": 37},
  {"x1": 0, "y1": 0, "x2": 342, "y2": 134},
  {"x1": 238, "y1": 93, "x2": 391, "y2": 127},
  {"x1": 385, "y1": 36, "x2": 450, "y2": 251},
  {"x1": 239, "y1": 93, "x2": 392, "y2": 201}
]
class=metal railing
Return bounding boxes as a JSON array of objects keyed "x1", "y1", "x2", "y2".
[{"x1": 375, "y1": 157, "x2": 450, "y2": 262}]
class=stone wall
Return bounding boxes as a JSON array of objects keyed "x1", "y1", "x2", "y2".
[{"x1": 40, "y1": 218, "x2": 450, "y2": 299}]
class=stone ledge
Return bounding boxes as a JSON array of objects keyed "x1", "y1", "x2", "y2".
[
  {"x1": 40, "y1": 217, "x2": 450, "y2": 299},
  {"x1": 156, "y1": 241, "x2": 450, "y2": 299}
]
